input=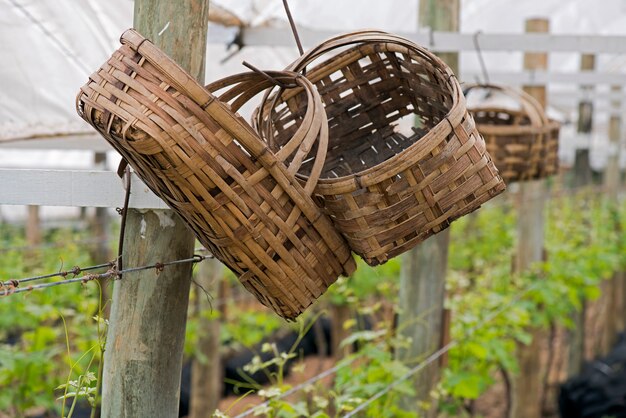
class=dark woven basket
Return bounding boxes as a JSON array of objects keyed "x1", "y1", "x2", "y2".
[
  {"x1": 465, "y1": 84, "x2": 561, "y2": 183},
  {"x1": 255, "y1": 31, "x2": 506, "y2": 266},
  {"x1": 76, "y1": 29, "x2": 356, "y2": 320}
]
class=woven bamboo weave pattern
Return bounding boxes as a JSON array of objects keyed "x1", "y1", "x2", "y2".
[
  {"x1": 466, "y1": 84, "x2": 561, "y2": 183},
  {"x1": 256, "y1": 31, "x2": 506, "y2": 266},
  {"x1": 543, "y1": 119, "x2": 560, "y2": 177},
  {"x1": 76, "y1": 29, "x2": 356, "y2": 320}
]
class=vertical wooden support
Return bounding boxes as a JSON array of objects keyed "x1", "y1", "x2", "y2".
[
  {"x1": 397, "y1": 0, "x2": 458, "y2": 415},
  {"x1": 398, "y1": 232, "x2": 449, "y2": 414},
  {"x1": 25, "y1": 205, "x2": 41, "y2": 269},
  {"x1": 26, "y1": 206, "x2": 41, "y2": 247},
  {"x1": 604, "y1": 86, "x2": 623, "y2": 349},
  {"x1": 101, "y1": 2, "x2": 209, "y2": 417},
  {"x1": 605, "y1": 86, "x2": 622, "y2": 202},
  {"x1": 567, "y1": 55, "x2": 596, "y2": 377},
  {"x1": 510, "y1": 17, "x2": 549, "y2": 418},
  {"x1": 330, "y1": 303, "x2": 354, "y2": 359},
  {"x1": 91, "y1": 152, "x2": 112, "y2": 314},
  {"x1": 190, "y1": 259, "x2": 223, "y2": 417},
  {"x1": 573, "y1": 54, "x2": 595, "y2": 189}
]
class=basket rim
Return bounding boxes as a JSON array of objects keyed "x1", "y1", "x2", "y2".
[
  {"x1": 260, "y1": 36, "x2": 469, "y2": 192},
  {"x1": 472, "y1": 115, "x2": 561, "y2": 136},
  {"x1": 464, "y1": 83, "x2": 551, "y2": 127}
]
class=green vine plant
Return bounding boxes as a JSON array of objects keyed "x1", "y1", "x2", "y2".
[
  {"x1": 1, "y1": 189, "x2": 625, "y2": 417},
  {"x1": 0, "y1": 224, "x2": 108, "y2": 417},
  {"x1": 439, "y1": 191, "x2": 624, "y2": 414},
  {"x1": 56, "y1": 280, "x2": 108, "y2": 418}
]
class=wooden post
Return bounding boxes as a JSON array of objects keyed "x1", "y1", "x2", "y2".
[
  {"x1": 397, "y1": 232, "x2": 449, "y2": 414},
  {"x1": 330, "y1": 303, "x2": 354, "y2": 359},
  {"x1": 604, "y1": 86, "x2": 623, "y2": 350},
  {"x1": 25, "y1": 205, "x2": 41, "y2": 268},
  {"x1": 190, "y1": 259, "x2": 223, "y2": 417},
  {"x1": 605, "y1": 86, "x2": 622, "y2": 203},
  {"x1": 90, "y1": 152, "x2": 112, "y2": 315},
  {"x1": 567, "y1": 54, "x2": 596, "y2": 377},
  {"x1": 26, "y1": 206, "x2": 41, "y2": 247},
  {"x1": 510, "y1": 17, "x2": 550, "y2": 418},
  {"x1": 101, "y1": 1, "x2": 209, "y2": 417},
  {"x1": 397, "y1": 0, "x2": 458, "y2": 415},
  {"x1": 572, "y1": 54, "x2": 595, "y2": 189}
]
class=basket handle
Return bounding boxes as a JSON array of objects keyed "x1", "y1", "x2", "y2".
[
  {"x1": 463, "y1": 83, "x2": 549, "y2": 127},
  {"x1": 121, "y1": 29, "x2": 327, "y2": 195},
  {"x1": 284, "y1": 30, "x2": 437, "y2": 74},
  {"x1": 205, "y1": 71, "x2": 328, "y2": 194},
  {"x1": 253, "y1": 30, "x2": 452, "y2": 148}
]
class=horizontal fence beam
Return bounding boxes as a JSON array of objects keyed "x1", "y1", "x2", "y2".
[
  {"x1": 0, "y1": 133, "x2": 112, "y2": 152},
  {"x1": 210, "y1": 26, "x2": 626, "y2": 54},
  {"x1": 463, "y1": 71, "x2": 626, "y2": 86},
  {"x1": 550, "y1": 90, "x2": 626, "y2": 102},
  {"x1": 0, "y1": 169, "x2": 166, "y2": 209}
]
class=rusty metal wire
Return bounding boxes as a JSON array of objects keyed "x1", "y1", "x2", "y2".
[
  {"x1": 5, "y1": 262, "x2": 116, "y2": 285},
  {"x1": 0, "y1": 254, "x2": 209, "y2": 297}
]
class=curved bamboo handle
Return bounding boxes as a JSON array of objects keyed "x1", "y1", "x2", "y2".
[
  {"x1": 122, "y1": 29, "x2": 327, "y2": 196},
  {"x1": 464, "y1": 83, "x2": 549, "y2": 127},
  {"x1": 205, "y1": 71, "x2": 327, "y2": 195}
]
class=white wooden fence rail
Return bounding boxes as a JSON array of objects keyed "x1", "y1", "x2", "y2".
[
  {"x1": 215, "y1": 27, "x2": 626, "y2": 55},
  {"x1": 0, "y1": 169, "x2": 166, "y2": 209}
]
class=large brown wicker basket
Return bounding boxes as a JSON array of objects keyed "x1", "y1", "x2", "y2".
[
  {"x1": 465, "y1": 84, "x2": 561, "y2": 183},
  {"x1": 76, "y1": 29, "x2": 356, "y2": 320},
  {"x1": 255, "y1": 31, "x2": 506, "y2": 266}
]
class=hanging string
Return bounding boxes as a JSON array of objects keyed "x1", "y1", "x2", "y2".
[
  {"x1": 281, "y1": 0, "x2": 306, "y2": 75},
  {"x1": 473, "y1": 30, "x2": 490, "y2": 85},
  {"x1": 282, "y1": 0, "x2": 304, "y2": 56},
  {"x1": 115, "y1": 165, "x2": 132, "y2": 278}
]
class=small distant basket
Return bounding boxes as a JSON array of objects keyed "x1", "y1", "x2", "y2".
[
  {"x1": 255, "y1": 31, "x2": 506, "y2": 266},
  {"x1": 76, "y1": 29, "x2": 356, "y2": 320},
  {"x1": 464, "y1": 84, "x2": 561, "y2": 183}
]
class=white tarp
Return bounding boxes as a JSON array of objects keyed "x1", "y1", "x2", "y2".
[
  {"x1": 2, "y1": 0, "x2": 626, "y2": 169},
  {"x1": 0, "y1": 0, "x2": 133, "y2": 140}
]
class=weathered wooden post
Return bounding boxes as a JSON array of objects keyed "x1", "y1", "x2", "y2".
[
  {"x1": 90, "y1": 152, "x2": 111, "y2": 313},
  {"x1": 25, "y1": 205, "x2": 41, "y2": 267},
  {"x1": 397, "y1": 0, "x2": 458, "y2": 414},
  {"x1": 605, "y1": 86, "x2": 622, "y2": 203},
  {"x1": 510, "y1": 17, "x2": 550, "y2": 418},
  {"x1": 101, "y1": 1, "x2": 210, "y2": 417},
  {"x1": 603, "y1": 85, "x2": 623, "y2": 350},
  {"x1": 26, "y1": 206, "x2": 41, "y2": 248},
  {"x1": 572, "y1": 54, "x2": 595, "y2": 189},
  {"x1": 190, "y1": 260, "x2": 223, "y2": 417},
  {"x1": 568, "y1": 54, "x2": 596, "y2": 376}
]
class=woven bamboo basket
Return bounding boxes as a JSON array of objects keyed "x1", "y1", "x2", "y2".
[
  {"x1": 465, "y1": 84, "x2": 561, "y2": 183},
  {"x1": 255, "y1": 31, "x2": 506, "y2": 266},
  {"x1": 76, "y1": 29, "x2": 356, "y2": 320}
]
